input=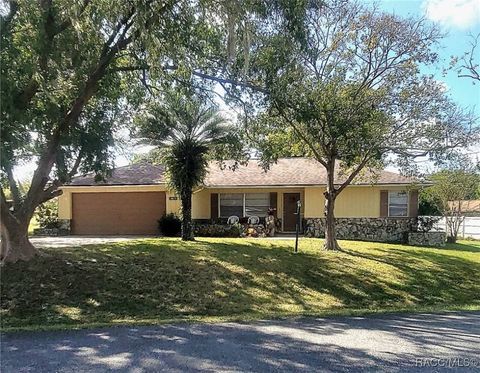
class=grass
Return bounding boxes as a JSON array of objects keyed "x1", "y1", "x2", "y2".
[
  {"x1": 1, "y1": 238, "x2": 479, "y2": 332},
  {"x1": 28, "y1": 215, "x2": 38, "y2": 235}
]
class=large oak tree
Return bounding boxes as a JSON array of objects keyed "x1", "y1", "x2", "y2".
[
  {"x1": 247, "y1": 0, "x2": 478, "y2": 250},
  {"x1": 0, "y1": 0, "x2": 311, "y2": 263}
]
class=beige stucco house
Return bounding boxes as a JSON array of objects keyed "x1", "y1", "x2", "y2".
[{"x1": 58, "y1": 157, "x2": 419, "y2": 240}]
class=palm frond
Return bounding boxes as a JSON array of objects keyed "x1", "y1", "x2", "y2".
[{"x1": 136, "y1": 92, "x2": 239, "y2": 195}]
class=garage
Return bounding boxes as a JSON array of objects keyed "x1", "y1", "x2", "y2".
[{"x1": 71, "y1": 192, "x2": 166, "y2": 235}]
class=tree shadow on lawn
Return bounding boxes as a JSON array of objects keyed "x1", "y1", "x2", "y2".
[
  {"x1": 1, "y1": 238, "x2": 479, "y2": 329},
  {"x1": 340, "y1": 243, "x2": 480, "y2": 305},
  {"x1": 441, "y1": 241, "x2": 480, "y2": 253}
]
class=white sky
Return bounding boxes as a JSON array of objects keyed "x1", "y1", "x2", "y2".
[{"x1": 423, "y1": 0, "x2": 480, "y2": 29}]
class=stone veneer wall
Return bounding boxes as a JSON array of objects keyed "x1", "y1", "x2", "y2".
[
  {"x1": 407, "y1": 232, "x2": 445, "y2": 247},
  {"x1": 304, "y1": 218, "x2": 417, "y2": 243}
]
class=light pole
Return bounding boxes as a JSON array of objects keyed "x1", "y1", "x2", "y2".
[{"x1": 295, "y1": 199, "x2": 301, "y2": 253}]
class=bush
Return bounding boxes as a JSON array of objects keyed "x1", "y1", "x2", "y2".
[
  {"x1": 36, "y1": 199, "x2": 60, "y2": 229},
  {"x1": 417, "y1": 216, "x2": 442, "y2": 232},
  {"x1": 193, "y1": 223, "x2": 242, "y2": 237},
  {"x1": 158, "y1": 213, "x2": 182, "y2": 236}
]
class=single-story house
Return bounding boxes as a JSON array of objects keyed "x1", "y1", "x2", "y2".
[
  {"x1": 57, "y1": 157, "x2": 420, "y2": 242},
  {"x1": 448, "y1": 200, "x2": 480, "y2": 217}
]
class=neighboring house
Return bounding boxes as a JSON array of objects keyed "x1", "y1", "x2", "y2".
[
  {"x1": 447, "y1": 200, "x2": 480, "y2": 217},
  {"x1": 58, "y1": 157, "x2": 420, "y2": 241}
]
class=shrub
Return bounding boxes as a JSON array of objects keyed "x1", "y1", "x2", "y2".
[
  {"x1": 193, "y1": 223, "x2": 242, "y2": 237},
  {"x1": 417, "y1": 216, "x2": 442, "y2": 233},
  {"x1": 158, "y1": 213, "x2": 182, "y2": 236},
  {"x1": 36, "y1": 199, "x2": 60, "y2": 229}
]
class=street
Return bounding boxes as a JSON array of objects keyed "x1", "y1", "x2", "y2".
[{"x1": 1, "y1": 311, "x2": 479, "y2": 372}]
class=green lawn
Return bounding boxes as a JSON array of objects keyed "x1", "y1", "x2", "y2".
[
  {"x1": 28, "y1": 215, "x2": 39, "y2": 235},
  {"x1": 1, "y1": 238, "x2": 479, "y2": 331}
]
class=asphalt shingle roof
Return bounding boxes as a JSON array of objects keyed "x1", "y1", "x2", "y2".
[
  {"x1": 69, "y1": 163, "x2": 165, "y2": 186},
  {"x1": 204, "y1": 158, "x2": 414, "y2": 186},
  {"x1": 69, "y1": 158, "x2": 415, "y2": 186}
]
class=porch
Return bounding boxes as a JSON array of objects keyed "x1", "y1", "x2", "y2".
[{"x1": 198, "y1": 188, "x2": 306, "y2": 233}]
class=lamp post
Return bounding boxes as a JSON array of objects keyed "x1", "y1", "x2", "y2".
[{"x1": 295, "y1": 199, "x2": 301, "y2": 253}]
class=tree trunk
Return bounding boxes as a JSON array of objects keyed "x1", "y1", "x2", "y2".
[
  {"x1": 181, "y1": 190, "x2": 194, "y2": 241},
  {"x1": 446, "y1": 235, "x2": 457, "y2": 243},
  {"x1": 324, "y1": 193, "x2": 340, "y2": 250},
  {"x1": 323, "y1": 159, "x2": 340, "y2": 250},
  {"x1": 445, "y1": 215, "x2": 460, "y2": 244},
  {"x1": 1, "y1": 215, "x2": 38, "y2": 264}
]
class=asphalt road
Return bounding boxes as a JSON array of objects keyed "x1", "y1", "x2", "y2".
[{"x1": 1, "y1": 312, "x2": 479, "y2": 372}]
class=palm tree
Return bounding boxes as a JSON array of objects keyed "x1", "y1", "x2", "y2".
[{"x1": 136, "y1": 92, "x2": 238, "y2": 240}]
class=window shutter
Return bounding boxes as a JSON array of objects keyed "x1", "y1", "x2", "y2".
[
  {"x1": 211, "y1": 193, "x2": 219, "y2": 219},
  {"x1": 270, "y1": 192, "x2": 278, "y2": 217},
  {"x1": 409, "y1": 190, "x2": 419, "y2": 217},
  {"x1": 380, "y1": 190, "x2": 389, "y2": 217}
]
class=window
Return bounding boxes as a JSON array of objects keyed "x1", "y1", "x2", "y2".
[
  {"x1": 219, "y1": 193, "x2": 270, "y2": 217},
  {"x1": 219, "y1": 194, "x2": 243, "y2": 218},
  {"x1": 388, "y1": 191, "x2": 408, "y2": 217},
  {"x1": 245, "y1": 193, "x2": 270, "y2": 217}
]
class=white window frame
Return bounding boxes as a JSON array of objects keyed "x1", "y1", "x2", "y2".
[{"x1": 388, "y1": 190, "x2": 409, "y2": 217}]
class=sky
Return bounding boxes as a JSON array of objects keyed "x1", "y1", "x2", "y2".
[
  {"x1": 372, "y1": 0, "x2": 480, "y2": 172},
  {"x1": 373, "y1": 0, "x2": 480, "y2": 115},
  {"x1": 13, "y1": 0, "x2": 480, "y2": 180}
]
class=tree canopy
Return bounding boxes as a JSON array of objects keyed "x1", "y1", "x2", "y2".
[
  {"x1": 422, "y1": 157, "x2": 479, "y2": 242},
  {"x1": 242, "y1": 0, "x2": 478, "y2": 249},
  {"x1": 0, "y1": 0, "x2": 311, "y2": 262}
]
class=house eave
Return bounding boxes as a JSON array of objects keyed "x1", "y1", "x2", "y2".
[
  {"x1": 203, "y1": 182, "x2": 422, "y2": 188},
  {"x1": 61, "y1": 182, "x2": 425, "y2": 189}
]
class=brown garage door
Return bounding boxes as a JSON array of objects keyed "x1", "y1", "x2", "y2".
[{"x1": 72, "y1": 192, "x2": 166, "y2": 235}]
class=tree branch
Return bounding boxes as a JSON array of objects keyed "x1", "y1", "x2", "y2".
[
  {"x1": 55, "y1": 0, "x2": 91, "y2": 35},
  {"x1": 39, "y1": 181, "x2": 63, "y2": 204},
  {"x1": 0, "y1": 186, "x2": 18, "y2": 230},
  {"x1": 458, "y1": 33, "x2": 480, "y2": 82},
  {"x1": 335, "y1": 154, "x2": 373, "y2": 195},
  {"x1": 4, "y1": 165, "x2": 21, "y2": 208},
  {"x1": 275, "y1": 105, "x2": 327, "y2": 167},
  {"x1": 67, "y1": 150, "x2": 84, "y2": 180},
  {"x1": 190, "y1": 70, "x2": 268, "y2": 94},
  {"x1": 10, "y1": 0, "x2": 92, "y2": 111},
  {"x1": 112, "y1": 63, "x2": 268, "y2": 93},
  {"x1": 23, "y1": 10, "x2": 137, "y2": 213}
]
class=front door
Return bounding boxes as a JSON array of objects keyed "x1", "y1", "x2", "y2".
[{"x1": 283, "y1": 193, "x2": 300, "y2": 232}]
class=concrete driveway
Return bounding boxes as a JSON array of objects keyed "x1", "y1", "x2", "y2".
[
  {"x1": 29, "y1": 236, "x2": 150, "y2": 248},
  {"x1": 2, "y1": 312, "x2": 479, "y2": 372}
]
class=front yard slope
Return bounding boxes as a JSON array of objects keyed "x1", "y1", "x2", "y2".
[{"x1": 1, "y1": 238, "x2": 479, "y2": 330}]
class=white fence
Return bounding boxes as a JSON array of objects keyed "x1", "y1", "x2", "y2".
[{"x1": 420, "y1": 216, "x2": 480, "y2": 239}]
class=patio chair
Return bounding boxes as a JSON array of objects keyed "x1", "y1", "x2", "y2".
[
  {"x1": 247, "y1": 216, "x2": 260, "y2": 225},
  {"x1": 227, "y1": 216, "x2": 240, "y2": 225}
]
